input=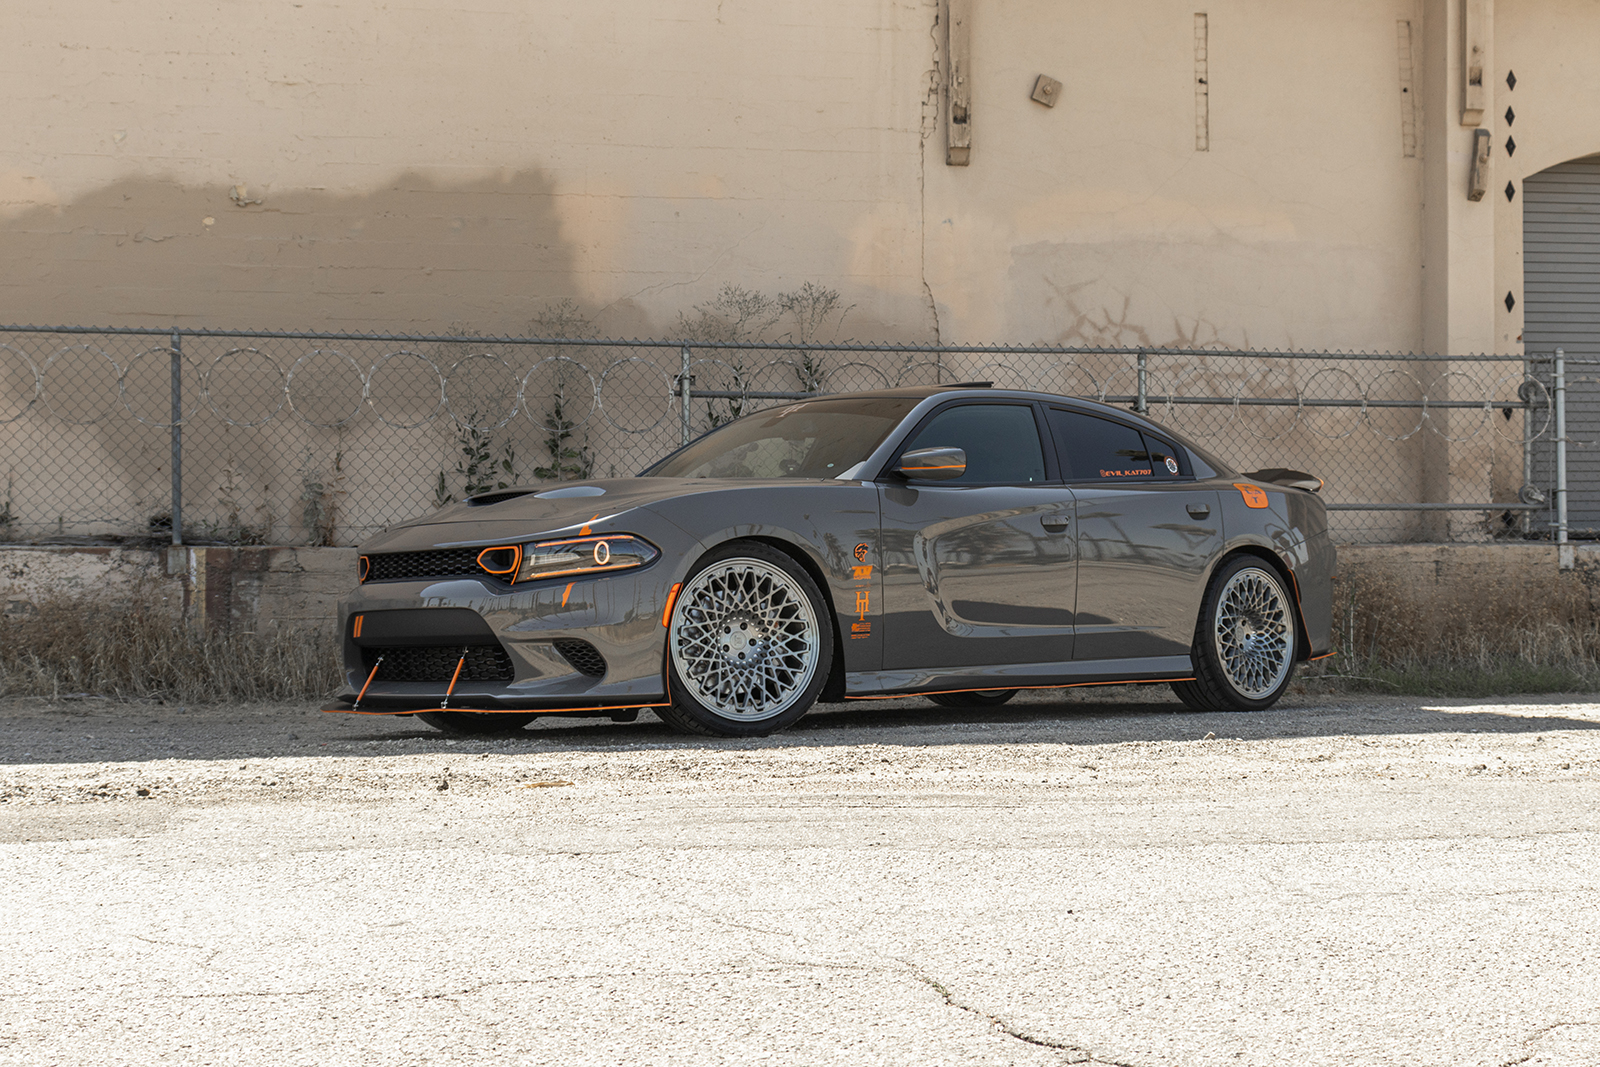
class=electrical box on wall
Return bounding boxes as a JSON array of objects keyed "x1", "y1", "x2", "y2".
[
  {"x1": 1031, "y1": 74, "x2": 1061, "y2": 108},
  {"x1": 1468, "y1": 129, "x2": 1491, "y2": 200}
]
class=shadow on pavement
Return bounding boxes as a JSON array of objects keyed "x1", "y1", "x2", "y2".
[{"x1": 4, "y1": 690, "x2": 1597, "y2": 766}]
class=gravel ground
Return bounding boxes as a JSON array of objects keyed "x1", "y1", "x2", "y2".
[{"x1": 2, "y1": 687, "x2": 1598, "y2": 1067}]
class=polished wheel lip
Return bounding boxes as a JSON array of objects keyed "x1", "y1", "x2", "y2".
[
  {"x1": 1212, "y1": 566, "x2": 1292, "y2": 698},
  {"x1": 670, "y1": 557, "x2": 820, "y2": 722}
]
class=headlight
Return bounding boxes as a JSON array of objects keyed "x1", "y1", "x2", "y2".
[{"x1": 513, "y1": 534, "x2": 658, "y2": 583}]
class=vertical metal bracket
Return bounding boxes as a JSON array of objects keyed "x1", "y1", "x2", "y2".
[
  {"x1": 945, "y1": 0, "x2": 971, "y2": 165},
  {"x1": 1461, "y1": 0, "x2": 1488, "y2": 126}
]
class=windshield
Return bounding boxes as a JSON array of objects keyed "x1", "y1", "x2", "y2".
[{"x1": 645, "y1": 397, "x2": 919, "y2": 479}]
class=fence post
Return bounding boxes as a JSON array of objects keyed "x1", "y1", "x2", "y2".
[
  {"x1": 170, "y1": 329, "x2": 183, "y2": 546},
  {"x1": 1135, "y1": 349, "x2": 1148, "y2": 415},
  {"x1": 678, "y1": 344, "x2": 693, "y2": 448},
  {"x1": 1556, "y1": 347, "x2": 1571, "y2": 569}
]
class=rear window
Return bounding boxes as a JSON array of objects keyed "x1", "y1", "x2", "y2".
[{"x1": 1046, "y1": 408, "x2": 1186, "y2": 482}]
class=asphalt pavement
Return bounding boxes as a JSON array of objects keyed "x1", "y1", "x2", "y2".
[{"x1": 2, "y1": 689, "x2": 1597, "y2": 1066}]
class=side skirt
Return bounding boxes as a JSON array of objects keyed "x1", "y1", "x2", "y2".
[{"x1": 844, "y1": 655, "x2": 1195, "y2": 699}]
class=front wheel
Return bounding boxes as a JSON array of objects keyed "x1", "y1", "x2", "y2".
[
  {"x1": 659, "y1": 541, "x2": 833, "y2": 737},
  {"x1": 1171, "y1": 556, "x2": 1297, "y2": 712}
]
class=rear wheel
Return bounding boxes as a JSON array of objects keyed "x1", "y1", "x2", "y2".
[
  {"x1": 659, "y1": 541, "x2": 833, "y2": 737},
  {"x1": 926, "y1": 689, "x2": 1019, "y2": 708},
  {"x1": 415, "y1": 711, "x2": 537, "y2": 735},
  {"x1": 1171, "y1": 555, "x2": 1297, "y2": 712}
]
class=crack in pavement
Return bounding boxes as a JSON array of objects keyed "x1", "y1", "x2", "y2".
[
  {"x1": 911, "y1": 970, "x2": 1137, "y2": 1066},
  {"x1": 1498, "y1": 1018, "x2": 1600, "y2": 1067}
]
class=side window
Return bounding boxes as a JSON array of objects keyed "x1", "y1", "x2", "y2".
[
  {"x1": 1047, "y1": 408, "x2": 1184, "y2": 482},
  {"x1": 900, "y1": 404, "x2": 1047, "y2": 484}
]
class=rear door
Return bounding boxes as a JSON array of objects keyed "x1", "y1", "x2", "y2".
[
  {"x1": 878, "y1": 401, "x2": 1079, "y2": 670},
  {"x1": 1044, "y1": 406, "x2": 1222, "y2": 663}
]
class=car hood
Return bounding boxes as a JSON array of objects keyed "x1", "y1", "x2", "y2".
[{"x1": 360, "y1": 477, "x2": 847, "y2": 552}]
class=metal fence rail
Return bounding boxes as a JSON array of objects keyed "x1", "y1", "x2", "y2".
[{"x1": 0, "y1": 325, "x2": 1562, "y2": 547}]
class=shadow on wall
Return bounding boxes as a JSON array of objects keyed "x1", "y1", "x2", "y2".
[{"x1": 0, "y1": 170, "x2": 630, "y2": 333}]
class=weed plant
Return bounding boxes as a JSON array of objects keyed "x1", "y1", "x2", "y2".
[
  {"x1": 0, "y1": 587, "x2": 339, "y2": 703},
  {"x1": 1311, "y1": 570, "x2": 1600, "y2": 696}
]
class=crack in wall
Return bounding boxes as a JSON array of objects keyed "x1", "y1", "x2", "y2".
[{"x1": 920, "y1": 0, "x2": 943, "y2": 349}]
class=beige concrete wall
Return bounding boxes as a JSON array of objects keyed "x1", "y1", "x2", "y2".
[
  {"x1": 0, "y1": 545, "x2": 356, "y2": 635},
  {"x1": 927, "y1": 0, "x2": 1428, "y2": 351},
  {"x1": 0, "y1": 0, "x2": 933, "y2": 337},
  {"x1": 2, "y1": 0, "x2": 1595, "y2": 351},
  {"x1": 1495, "y1": 0, "x2": 1600, "y2": 356}
]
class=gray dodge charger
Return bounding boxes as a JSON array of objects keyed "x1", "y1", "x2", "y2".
[{"x1": 327, "y1": 385, "x2": 1334, "y2": 736}]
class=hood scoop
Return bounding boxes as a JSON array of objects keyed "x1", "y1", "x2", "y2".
[{"x1": 465, "y1": 484, "x2": 606, "y2": 507}]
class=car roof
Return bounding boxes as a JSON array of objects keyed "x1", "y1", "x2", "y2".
[
  {"x1": 802, "y1": 384, "x2": 1158, "y2": 426},
  {"x1": 787, "y1": 385, "x2": 1235, "y2": 476}
]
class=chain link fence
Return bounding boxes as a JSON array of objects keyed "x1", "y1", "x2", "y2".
[{"x1": 0, "y1": 325, "x2": 1561, "y2": 546}]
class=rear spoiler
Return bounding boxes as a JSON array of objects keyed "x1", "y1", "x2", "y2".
[{"x1": 1242, "y1": 468, "x2": 1323, "y2": 493}]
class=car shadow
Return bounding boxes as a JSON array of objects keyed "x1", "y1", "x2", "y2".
[
  {"x1": 4, "y1": 691, "x2": 1597, "y2": 766},
  {"x1": 343, "y1": 692, "x2": 1600, "y2": 750}
]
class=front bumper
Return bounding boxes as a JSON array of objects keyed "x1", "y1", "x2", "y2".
[{"x1": 326, "y1": 569, "x2": 674, "y2": 716}]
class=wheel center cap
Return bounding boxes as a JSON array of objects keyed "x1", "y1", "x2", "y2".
[{"x1": 725, "y1": 631, "x2": 750, "y2": 653}]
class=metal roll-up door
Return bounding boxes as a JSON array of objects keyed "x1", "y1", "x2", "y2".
[{"x1": 1526, "y1": 154, "x2": 1600, "y2": 533}]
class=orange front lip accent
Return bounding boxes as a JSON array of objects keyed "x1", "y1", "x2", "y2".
[{"x1": 324, "y1": 701, "x2": 669, "y2": 716}]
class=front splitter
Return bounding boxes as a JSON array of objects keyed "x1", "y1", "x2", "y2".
[{"x1": 322, "y1": 700, "x2": 670, "y2": 717}]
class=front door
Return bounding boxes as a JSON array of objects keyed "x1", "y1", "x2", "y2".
[{"x1": 878, "y1": 402, "x2": 1079, "y2": 671}]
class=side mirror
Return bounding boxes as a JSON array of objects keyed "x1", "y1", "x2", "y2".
[{"x1": 895, "y1": 446, "x2": 966, "y2": 481}]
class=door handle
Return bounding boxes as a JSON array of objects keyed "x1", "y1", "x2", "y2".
[
  {"x1": 1186, "y1": 503, "x2": 1211, "y2": 519},
  {"x1": 1040, "y1": 513, "x2": 1071, "y2": 531}
]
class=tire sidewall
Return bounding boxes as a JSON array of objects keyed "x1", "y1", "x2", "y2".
[
  {"x1": 665, "y1": 540, "x2": 835, "y2": 736},
  {"x1": 1196, "y1": 555, "x2": 1297, "y2": 711}
]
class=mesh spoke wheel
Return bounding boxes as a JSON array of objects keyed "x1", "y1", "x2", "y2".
[
  {"x1": 663, "y1": 543, "x2": 832, "y2": 736},
  {"x1": 1212, "y1": 568, "x2": 1293, "y2": 698},
  {"x1": 1172, "y1": 556, "x2": 1297, "y2": 712}
]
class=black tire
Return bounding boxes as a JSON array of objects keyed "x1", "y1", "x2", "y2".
[
  {"x1": 659, "y1": 540, "x2": 834, "y2": 737},
  {"x1": 1171, "y1": 555, "x2": 1297, "y2": 712},
  {"x1": 415, "y1": 711, "x2": 538, "y2": 736},
  {"x1": 926, "y1": 689, "x2": 1019, "y2": 708}
]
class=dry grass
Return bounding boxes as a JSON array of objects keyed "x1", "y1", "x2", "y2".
[
  {"x1": 0, "y1": 586, "x2": 340, "y2": 703},
  {"x1": 3, "y1": 572, "x2": 1596, "y2": 705},
  {"x1": 1313, "y1": 569, "x2": 1600, "y2": 696}
]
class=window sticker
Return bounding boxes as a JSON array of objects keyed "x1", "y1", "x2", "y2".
[{"x1": 1165, "y1": 456, "x2": 1180, "y2": 475}]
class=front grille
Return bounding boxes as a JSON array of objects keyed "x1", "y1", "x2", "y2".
[
  {"x1": 363, "y1": 644, "x2": 515, "y2": 684},
  {"x1": 553, "y1": 639, "x2": 607, "y2": 677},
  {"x1": 366, "y1": 548, "x2": 483, "y2": 583}
]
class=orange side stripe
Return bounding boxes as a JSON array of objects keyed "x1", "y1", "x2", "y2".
[
  {"x1": 352, "y1": 615, "x2": 363, "y2": 638},
  {"x1": 661, "y1": 582, "x2": 682, "y2": 628},
  {"x1": 578, "y1": 514, "x2": 600, "y2": 535},
  {"x1": 561, "y1": 582, "x2": 573, "y2": 608}
]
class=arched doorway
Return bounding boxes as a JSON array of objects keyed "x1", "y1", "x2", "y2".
[{"x1": 1525, "y1": 154, "x2": 1600, "y2": 534}]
